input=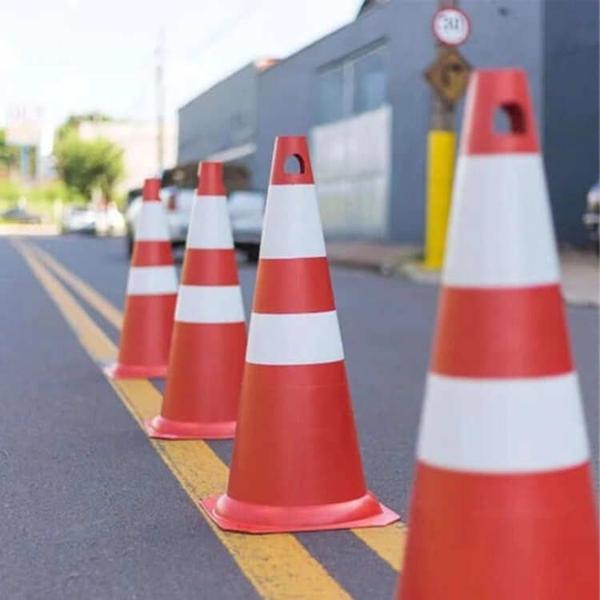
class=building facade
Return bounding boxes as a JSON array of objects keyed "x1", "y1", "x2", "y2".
[{"x1": 177, "y1": 0, "x2": 599, "y2": 245}]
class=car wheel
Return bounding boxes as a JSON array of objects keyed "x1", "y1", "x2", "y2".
[
  {"x1": 126, "y1": 231, "x2": 134, "y2": 258},
  {"x1": 246, "y1": 245, "x2": 260, "y2": 263}
]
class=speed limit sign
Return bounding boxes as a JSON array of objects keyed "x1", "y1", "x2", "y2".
[{"x1": 432, "y1": 8, "x2": 471, "y2": 46}]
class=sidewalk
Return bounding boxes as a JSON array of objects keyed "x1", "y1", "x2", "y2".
[{"x1": 327, "y1": 242, "x2": 599, "y2": 307}]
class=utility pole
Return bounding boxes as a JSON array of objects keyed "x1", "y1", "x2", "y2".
[{"x1": 155, "y1": 29, "x2": 165, "y2": 176}]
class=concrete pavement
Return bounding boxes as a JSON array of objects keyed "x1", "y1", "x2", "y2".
[
  {"x1": 327, "y1": 241, "x2": 600, "y2": 306},
  {"x1": 1, "y1": 235, "x2": 598, "y2": 599}
]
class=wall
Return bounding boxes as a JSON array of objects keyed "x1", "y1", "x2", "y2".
[
  {"x1": 177, "y1": 64, "x2": 258, "y2": 169},
  {"x1": 543, "y1": 0, "x2": 599, "y2": 245},
  {"x1": 256, "y1": 0, "x2": 545, "y2": 242}
]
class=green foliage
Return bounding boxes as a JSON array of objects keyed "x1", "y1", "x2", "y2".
[
  {"x1": 54, "y1": 127, "x2": 124, "y2": 201},
  {"x1": 0, "y1": 129, "x2": 18, "y2": 173},
  {"x1": 55, "y1": 112, "x2": 111, "y2": 143},
  {"x1": 0, "y1": 178, "x2": 22, "y2": 203}
]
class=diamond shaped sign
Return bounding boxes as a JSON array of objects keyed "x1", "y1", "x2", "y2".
[{"x1": 424, "y1": 48, "x2": 472, "y2": 106}]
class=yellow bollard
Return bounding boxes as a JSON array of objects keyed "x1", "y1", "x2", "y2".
[{"x1": 424, "y1": 130, "x2": 456, "y2": 270}]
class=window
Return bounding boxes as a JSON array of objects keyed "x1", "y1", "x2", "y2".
[
  {"x1": 316, "y1": 66, "x2": 345, "y2": 125},
  {"x1": 354, "y1": 50, "x2": 386, "y2": 114},
  {"x1": 315, "y1": 44, "x2": 387, "y2": 125}
]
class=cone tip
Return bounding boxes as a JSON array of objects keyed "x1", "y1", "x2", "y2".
[
  {"x1": 142, "y1": 178, "x2": 161, "y2": 201},
  {"x1": 461, "y1": 67, "x2": 539, "y2": 156},
  {"x1": 197, "y1": 162, "x2": 227, "y2": 196},
  {"x1": 270, "y1": 136, "x2": 315, "y2": 186}
]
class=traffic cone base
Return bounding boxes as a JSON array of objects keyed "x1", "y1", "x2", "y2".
[
  {"x1": 145, "y1": 416, "x2": 236, "y2": 440},
  {"x1": 201, "y1": 491, "x2": 397, "y2": 534},
  {"x1": 104, "y1": 363, "x2": 168, "y2": 380}
]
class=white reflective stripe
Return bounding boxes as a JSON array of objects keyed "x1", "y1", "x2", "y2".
[
  {"x1": 135, "y1": 202, "x2": 171, "y2": 241},
  {"x1": 246, "y1": 311, "x2": 344, "y2": 365},
  {"x1": 126, "y1": 266, "x2": 178, "y2": 295},
  {"x1": 443, "y1": 154, "x2": 560, "y2": 287},
  {"x1": 175, "y1": 285, "x2": 245, "y2": 323},
  {"x1": 417, "y1": 372, "x2": 590, "y2": 473},
  {"x1": 186, "y1": 196, "x2": 234, "y2": 249},
  {"x1": 259, "y1": 185, "x2": 326, "y2": 259}
]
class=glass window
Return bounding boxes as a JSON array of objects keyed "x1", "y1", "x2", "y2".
[
  {"x1": 316, "y1": 66, "x2": 345, "y2": 125},
  {"x1": 353, "y1": 50, "x2": 386, "y2": 114}
]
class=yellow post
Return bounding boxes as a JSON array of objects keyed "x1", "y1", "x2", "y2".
[{"x1": 424, "y1": 130, "x2": 455, "y2": 270}]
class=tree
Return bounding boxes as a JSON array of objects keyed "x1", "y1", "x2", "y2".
[
  {"x1": 0, "y1": 129, "x2": 18, "y2": 175},
  {"x1": 54, "y1": 127, "x2": 124, "y2": 201}
]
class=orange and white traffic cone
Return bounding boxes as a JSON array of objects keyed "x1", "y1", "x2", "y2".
[
  {"x1": 202, "y1": 136, "x2": 399, "y2": 532},
  {"x1": 105, "y1": 178, "x2": 177, "y2": 379},
  {"x1": 397, "y1": 69, "x2": 599, "y2": 599},
  {"x1": 145, "y1": 162, "x2": 246, "y2": 439}
]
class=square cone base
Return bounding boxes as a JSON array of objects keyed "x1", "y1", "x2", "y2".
[
  {"x1": 104, "y1": 362, "x2": 168, "y2": 380},
  {"x1": 145, "y1": 416, "x2": 236, "y2": 440},
  {"x1": 200, "y1": 492, "x2": 399, "y2": 533}
]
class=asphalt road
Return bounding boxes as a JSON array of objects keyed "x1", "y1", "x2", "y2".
[{"x1": 1, "y1": 235, "x2": 598, "y2": 599}]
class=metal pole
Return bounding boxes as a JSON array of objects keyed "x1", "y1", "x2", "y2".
[
  {"x1": 155, "y1": 30, "x2": 165, "y2": 176},
  {"x1": 424, "y1": 0, "x2": 457, "y2": 270}
]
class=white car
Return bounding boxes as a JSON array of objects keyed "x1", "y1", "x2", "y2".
[
  {"x1": 61, "y1": 205, "x2": 97, "y2": 234},
  {"x1": 125, "y1": 186, "x2": 264, "y2": 260}
]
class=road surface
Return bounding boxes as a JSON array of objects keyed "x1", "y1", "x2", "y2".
[{"x1": 1, "y1": 235, "x2": 597, "y2": 599}]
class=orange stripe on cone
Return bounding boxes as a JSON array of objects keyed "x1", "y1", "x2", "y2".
[
  {"x1": 201, "y1": 136, "x2": 399, "y2": 532},
  {"x1": 145, "y1": 162, "x2": 246, "y2": 440},
  {"x1": 253, "y1": 258, "x2": 334, "y2": 313},
  {"x1": 105, "y1": 177, "x2": 177, "y2": 379},
  {"x1": 181, "y1": 248, "x2": 239, "y2": 286},
  {"x1": 431, "y1": 285, "x2": 573, "y2": 377},
  {"x1": 397, "y1": 69, "x2": 599, "y2": 599}
]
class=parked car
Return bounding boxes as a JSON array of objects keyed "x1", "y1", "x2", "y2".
[
  {"x1": 95, "y1": 202, "x2": 126, "y2": 237},
  {"x1": 1, "y1": 206, "x2": 42, "y2": 224},
  {"x1": 124, "y1": 187, "x2": 264, "y2": 261},
  {"x1": 61, "y1": 205, "x2": 97, "y2": 234},
  {"x1": 583, "y1": 180, "x2": 599, "y2": 252}
]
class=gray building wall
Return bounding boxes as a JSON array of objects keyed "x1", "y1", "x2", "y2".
[
  {"x1": 543, "y1": 0, "x2": 599, "y2": 245},
  {"x1": 256, "y1": 0, "x2": 545, "y2": 243},
  {"x1": 177, "y1": 63, "x2": 258, "y2": 174},
  {"x1": 177, "y1": 0, "x2": 597, "y2": 244}
]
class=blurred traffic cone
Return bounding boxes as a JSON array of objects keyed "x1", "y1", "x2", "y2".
[
  {"x1": 397, "y1": 69, "x2": 599, "y2": 599},
  {"x1": 202, "y1": 136, "x2": 398, "y2": 532},
  {"x1": 146, "y1": 163, "x2": 246, "y2": 439},
  {"x1": 105, "y1": 178, "x2": 177, "y2": 379}
]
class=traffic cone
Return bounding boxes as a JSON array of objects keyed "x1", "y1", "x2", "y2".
[
  {"x1": 201, "y1": 136, "x2": 399, "y2": 532},
  {"x1": 397, "y1": 69, "x2": 599, "y2": 599},
  {"x1": 105, "y1": 178, "x2": 177, "y2": 379},
  {"x1": 145, "y1": 162, "x2": 246, "y2": 439}
]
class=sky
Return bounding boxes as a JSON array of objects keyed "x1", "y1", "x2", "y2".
[{"x1": 1, "y1": 0, "x2": 359, "y2": 152}]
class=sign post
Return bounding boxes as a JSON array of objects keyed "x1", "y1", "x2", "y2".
[{"x1": 423, "y1": 1, "x2": 471, "y2": 270}]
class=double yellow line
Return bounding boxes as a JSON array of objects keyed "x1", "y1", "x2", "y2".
[{"x1": 13, "y1": 240, "x2": 406, "y2": 598}]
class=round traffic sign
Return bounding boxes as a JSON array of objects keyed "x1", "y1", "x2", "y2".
[{"x1": 432, "y1": 8, "x2": 471, "y2": 46}]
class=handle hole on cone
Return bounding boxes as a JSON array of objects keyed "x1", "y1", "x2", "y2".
[
  {"x1": 494, "y1": 103, "x2": 526, "y2": 135},
  {"x1": 283, "y1": 154, "x2": 306, "y2": 175}
]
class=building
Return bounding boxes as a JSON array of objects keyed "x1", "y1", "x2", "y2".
[
  {"x1": 177, "y1": 0, "x2": 599, "y2": 245},
  {"x1": 78, "y1": 120, "x2": 177, "y2": 194}
]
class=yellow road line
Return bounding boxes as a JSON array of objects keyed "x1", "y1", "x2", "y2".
[
  {"x1": 353, "y1": 523, "x2": 407, "y2": 571},
  {"x1": 29, "y1": 240, "x2": 406, "y2": 572},
  {"x1": 14, "y1": 240, "x2": 352, "y2": 600},
  {"x1": 33, "y1": 244, "x2": 123, "y2": 329}
]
